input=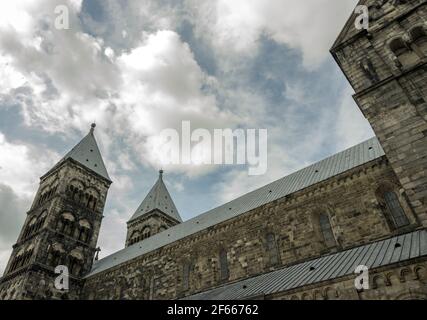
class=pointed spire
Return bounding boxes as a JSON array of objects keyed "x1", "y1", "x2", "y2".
[
  {"x1": 129, "y1": 171, "x2": 182, "y2": 223},
  {"x1": 46, "y1": 124, "x2": 111, "y2": 182}
]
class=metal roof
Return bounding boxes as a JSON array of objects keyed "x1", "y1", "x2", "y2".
[
  {"x1": 129, "y1": 170, "x2": 182, "y2": 223},
  {"x1": 57, "y1": 124, "x2": 110, "y2": 181},
  {"x1": 183, "y1": 230, "x2": 427, "y2": 300},
  {"x1": 86, "y1": 137, "x2": 385, "y2": 277}
]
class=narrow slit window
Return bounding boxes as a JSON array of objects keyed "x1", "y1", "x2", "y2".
[
  {"x1": 266, "y1": 233, "x2": 280, "y2": 266},
  {"x1": 319, "y1": 213, "x2": 336, "y2": 248},
  {"x1": 219, "y1": 249, "x2": 229, "y2": 281},
  {"x1": 384, "y1": 191, "x2": 409, "y2": 228},
  {"x1": 182, "y1": 262, "x2": 191, "y2": 291}
]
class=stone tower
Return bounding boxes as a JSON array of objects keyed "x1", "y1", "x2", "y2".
[
  {"x1": 331, "y1": 0, "x2": 427, "y2": 227},
  {"x1": 126, "y1": 170, "x2": 182, "y2": 247},
  {"x1": 0, "y1": 124, "x2": 111, "y2": 300}
]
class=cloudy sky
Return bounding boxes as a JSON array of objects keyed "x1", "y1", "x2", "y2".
[{"x1": 0, "y1": 0, "x2": 374, "y2": 274}]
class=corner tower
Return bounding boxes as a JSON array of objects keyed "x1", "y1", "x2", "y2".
[
  {"x1": 331, "y1": 0, "x2": 427, "y2": 227},
  {"x1": 0, "y1": 124, "x2": 111, "y2": 300},
  {"x1": 126, "y1": 170, "x2": 182, "y2": 247}
]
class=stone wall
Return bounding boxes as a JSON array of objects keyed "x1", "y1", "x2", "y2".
[
  {"x1": 126, "y1": 211, "x2": 180, "y2": 247},
  {"x1": 82, "y1": 157, "x2": 419, "y2": 299},
  {"x1": 0, "y1": 159, "x2": 110, "y2": 300},
  {"x1": 270, "y1": 260, "x2": 427, "y2": 300},
  {"x1": 332, "y1": 0, "x2": 427, "y2": 227}
]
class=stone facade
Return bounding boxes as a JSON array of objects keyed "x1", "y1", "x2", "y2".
[
  {"x1": 0, "y1": 137, "x2": 111, "y2": 300},
  {"x1": 79, "y1": 156, "x2": 425, "y2": 300},
  {"x1": 126, "y1": 211, "x2": 181, "y2": 247},
  {"x1": 1, "y1": 0, "x2": 427, "y2": 300},
  {"x1": 269, "y1": 260, "x2": 427, "y2": 300},
  {"x1": 331, "y1": 0, "x2": 427, "y2": 228},
  {"x1": 125, "y1": 170, "x2": 182, "y2": 247}
]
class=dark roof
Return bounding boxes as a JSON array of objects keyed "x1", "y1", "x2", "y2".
[
  {"x1": 87, "y1": 137, "x2": 384, "y2": 277},
  {"x1": 128, "y1": 170, "x2": 182, "y2": 223},
  {"x1": 183, "y1": 230, "x2": 427, "y2": 300},
  {"x1": 49, "y1": 125, "x2": 110, "y2": 181}
]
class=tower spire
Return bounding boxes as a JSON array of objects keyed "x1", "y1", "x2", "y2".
[
  {"x1": 129, "y1": 170, "x2": 181, "y2": 222},
  {"x1": 125, "y1": 169, "x2": 182, "y2": 246},
  {"x1": 0, "y1": 124, "x2": 112, "y2": 299},
  {"x1": 43, "y1": 123, "x2": 110, "y2": 182}
]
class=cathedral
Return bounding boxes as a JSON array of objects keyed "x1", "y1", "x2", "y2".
[{"x1": 1, "y1": 0, "x2": 427, "y2": 300}]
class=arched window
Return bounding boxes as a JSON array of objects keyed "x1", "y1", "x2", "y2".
[
  {"x1": 266, "y1": 233, "x2": 280, "y2": 266},
  {"x1": 142, "y1": 227, "x2": 151, "y2": 240},
  {"x1": 411, "y1": 26, "x2": 427, "y2": 43},
  {"x1": 319, "y1": 213, "x2": 336, "y2": 248},
  {"x1": 48, "y1": 243, "x2": 65, "y2": 267},
  {"x1": 384, "y1": 191, "x2": 409, "y2": 228},
  {"x1": 73, "y1": 189, "x2": 80, "y2": 202},
  {"x1": 410, "y1": 26, "x2": 427, "y2": 54},
  {"x1": 68, "y1": 180, "x2": 85, "y2": 205},
  {"x1": 390, "y1": 37, "x2": 419, "y2": 67},
  {"x1": 86, "y1": 195, "x2": 98, "y2": 210},
  {"x1": 69, "y1": 248, "x2": 84, "y2": 276},
  {"x1": 35, "y1": 211, "x2": 47, "y2": 232},
  {"x1": 58, "y1": 212, "x2": 75, "y2": 236},
  {"x1": 69, "y1": 257, "x2": 80, "y2": 275},
  {"x1": 77, "y1": 220, "x2": 91, "y2": 242},
  {"x1": 182, "y1": 262, "x2": 191, "y2": 291},
  {"x1": 10, "y1": 250, "x2": 24, "y2": 272},
  {"x1": 15, "y1": 246, "x2": 34, "y2": 270},
  {"x1": 129, "y1": 231, "x2": 140, "y2": 245},
  {"x1": 390, "y1": 38, "x2": 408, "y2": 56},
  {"x1": 79, "y1": 190, "x2": 85, "y2": 204},
  {"x1": 23, "y1": 217, "x2": 37, "y2": 239},
  {"x1": 84, "y1": 187, "x2": 100, "y2": 211},
  {"x1": 37, "y1": 186, "x2": 50, "y2": 206},
  {"x1": 219, "y1": 249, "x2": 229, "y2": 281}
]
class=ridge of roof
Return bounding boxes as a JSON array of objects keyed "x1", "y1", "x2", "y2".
[{"x1": 86, "y1": 136, "x2": 385, "y2": 277}]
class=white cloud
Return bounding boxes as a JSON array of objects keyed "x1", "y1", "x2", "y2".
[
  {"x1": 190, "y1": 0, "x2": 358, "y2": 68},
  {"x1": 0, "y1": 184, "x2": 31, "y2": 275},
  {"x1": 0, "y1": 1, "x2": 240, "y2": 177},
  {"x1": 80, "y1": 0, "x2": 359, "y2": 69},
  {"x1": 0, "y1": 0, "x2": 374, "y2": 269},
  {"x1": 0, "y1": 133, "x2": 59, "y2": 197},
  {"x1": 80, "y1": 0, "x2": 179, "y2": 51},
  {"x1": 0, "y1": 133, "x2": 59, "y2": 275},
  {"x1": 96, "y1": 208, "x2": 129, "y2": 259},
  {"x1": 335, "y1": 88, "x2": 375, "y2": 149}
]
